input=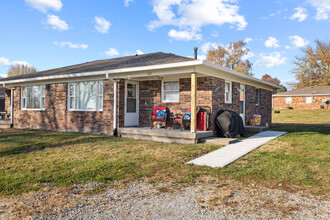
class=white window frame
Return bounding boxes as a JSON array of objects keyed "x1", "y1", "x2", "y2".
[
  {"x1": 21, "y1": 85, "x2": 46, "y2": 110},
  {"x1": 305, "y1": 96, "x2": 312, "y2": 104},
  {"x1": 255, "y1": 88, "x2": 261, "y2": 106},
  {"x1": 225, "y1": 81, "x2": 232, "y2": 104},
  {"x1": 285, "y1": 97, "x2": 292, "y2": 104},
  {"x1": 67, "y1": 80, "x2": 103, "y2": 111},
  {"x1": 161, "y1": 80, "x2": 179, "y2": 103}
]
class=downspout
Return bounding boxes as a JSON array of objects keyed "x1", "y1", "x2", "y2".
[
  {"x1": 10, "y1": 88, "x2": 14, "y2": 128},
  {"x1": 113, "y1": 80, "x2": 118, "y2": 136},
  {"x1": 106, "y1": 74, "x2": 118, "y2": 136}
]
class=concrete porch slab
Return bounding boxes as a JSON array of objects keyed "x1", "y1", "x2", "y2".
[
  {"x1": 188, "y1": 131, "x2": 287, "y2": 168},
  {"x1": 118, "y1": 127, "x2": 213, "y2": 144}
]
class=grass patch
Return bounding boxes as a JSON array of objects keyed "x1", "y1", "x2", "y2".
[
  {"x1": 0, "y1": 121, "x2": 329, "y2": 196},
  {"x1": 272, "y1": 109, "x2": 330, "y2": 124},
  {"x1": 224, "y1": 124, "x2": 330, "y2": 194},
  {"x1": 0, "y1": 129, "x2": 220, "y2": 195}
]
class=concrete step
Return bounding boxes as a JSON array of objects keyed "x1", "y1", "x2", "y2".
[
  {"x1": 200, "y1": 137, "x2": 237, "y2": 145},
  {"x1": 0, "y1": 120, "x2": 11, "y2": 129},
  {"x1": 244, "y1": 125, "x2": 269, "y2": 132}
]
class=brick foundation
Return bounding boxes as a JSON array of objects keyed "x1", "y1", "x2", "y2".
[{"x1": 273, "y1": 96, "x2": 330, "y2": 109}]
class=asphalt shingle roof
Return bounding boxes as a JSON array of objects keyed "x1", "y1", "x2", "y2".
[
  {"x1": 273, "y1": 86, "x2": 330, "y2": 96},
  {"x1": 0, "y1": 52, "x2": 194, "y2": 82}
]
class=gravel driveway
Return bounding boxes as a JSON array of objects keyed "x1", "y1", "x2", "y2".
[{"x1": 1, "y1": 181, "x2": 329, "y2": 219}]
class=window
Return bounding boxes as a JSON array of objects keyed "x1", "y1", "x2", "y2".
[
  {"x1": 162, "y1": 81, "x2": 179, "y2": 103},
  {"x1": 305, "y1": 96, "x2": 312, "y2": 104},
  {"x1": 225, "y1": 81, "x2": 232, "y2": 103},
  {"x1": 285, "y1": 97, "x2": 291, "y2": 104},
  {"x1": 255, "y1": 88, "x2": 261, "y2": 106},
  {"x1": 21, "y1": 85, "x2": 46, "y2": 110},
  {"x1": 68, "y1": 81, "x2": 103, "y2": 111}
]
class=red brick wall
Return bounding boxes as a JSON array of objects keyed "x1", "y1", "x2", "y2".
[
  {"x1": 5, "y1": 90, "x2": 11, "y2": 113},
  {"x1": 11, "y1": 76, "x2": 274, "y2": 134},
  {"x1": 139, "y1": 77, "x2": 273, "y2": 129},
  {"x1": 273, "y1": 96, "x2": 330, "y2": 109},
  {"x1": 138, "y1": 77, "x2": 213, "y2": 127},
  {"x1": 245, "y1": 86, "x2": 272, "y2": 126},
  {"x1": 12, "y1": 80, "x2": 119, "y2": 135}
]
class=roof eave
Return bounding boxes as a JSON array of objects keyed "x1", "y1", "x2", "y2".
[{"x1": 201, "y1": 60, "x2": 281, "y2": 89}]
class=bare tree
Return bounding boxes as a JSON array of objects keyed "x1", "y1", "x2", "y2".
[{"x1": 7, "y1": 64, "x2": 37, "y2": 77}]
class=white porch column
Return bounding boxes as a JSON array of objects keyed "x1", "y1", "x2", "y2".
[{"x1": 190, "y1": 72, "x2": 197, "y2": 133}]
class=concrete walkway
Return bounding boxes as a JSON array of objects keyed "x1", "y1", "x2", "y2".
[{"x1": 188, "y1": 131, "x2": 287, "y2": 168}]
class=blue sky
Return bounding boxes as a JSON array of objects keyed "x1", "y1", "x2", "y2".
[{"x1": 0, "y1": 0, "x2": 329, "y2": 88}]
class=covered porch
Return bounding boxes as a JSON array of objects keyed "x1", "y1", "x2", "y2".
[{"x1": 111, "y1": 60, "x2": 212, "y2": 141}]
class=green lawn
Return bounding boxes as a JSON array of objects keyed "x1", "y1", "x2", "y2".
[
  {"x1": 272, "y1": 109, "x2": 330, "y2": 124},
  {"x1": 1, "y1": 123, "x2": 329, "y2": 196}
]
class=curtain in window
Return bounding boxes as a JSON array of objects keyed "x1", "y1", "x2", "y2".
[
  {"x1": 163, "y1": 81, "x2": 179, "y2": 102},
  {"x1": 26, "y1": 86, "x2": 41, "y2": 109}
]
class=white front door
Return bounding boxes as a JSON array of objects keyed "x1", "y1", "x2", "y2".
[
  {"x1": 124, "y1": 81, "x2": 139, "y2": 127},
  {"x1": 239, "y1": 84, "x2": 245, "y2": 125}
]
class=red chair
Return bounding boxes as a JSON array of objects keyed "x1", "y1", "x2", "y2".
[
  {"x1": 174, "y1": 107, "x2": 196, "y2": 130},
  {"x1": 150, "y1": 106, "x2": 169, "y2": 129}
]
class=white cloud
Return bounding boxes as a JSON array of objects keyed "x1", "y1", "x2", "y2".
[
  {"x1": 25, "y1": 0, "x2": 62, "y2": 13},
  {"x1": 44, "y1": 14, "x2": 69, "y2": 31},
  {"x1": 290, "y1": 7, "x2": 308, "y2": 22},
  {"x1": 242, "y1": 52, "x2": 255, "y2": 60},
  {"x1": 95, "y1": 16, "x2": 111, "y2": 34},
  {"x1": 124, "y1": 0, "x2": 134, "y2": 7},
  {"x1": 148, "y1": 0, "x2": 247, "y2": 40},
  {"x1": 255, "y1": 52, "x2": 286, "y2": 68},
  {"x1": 105, "y1": 48, "x2": 119, "y2": 56},
  {"x1": 264, "y1": 37, "x2": 280, "y2": 48},
  {"x1": 168, "y1": 29, "x2": 201, "y2": 41},
  {"x1": 54, "y1": 41, "x2": 88, "y2": 49},
  {"x1": 0, "y1": 57, "x2": 31, "y2": 67},
  {"x1": 135, "y1": 50, "x2": 144, "y2": 55},
  {"x1": 0, "y1": 57, "x2": 10, "y2": 66},
  {"x1": 201, "y1": 42, "x2": 219, "y2": 54},
  {"x1": 285, "y1": 45, "x2": 291, "y2": 49},
  {"x1": 307, "y1": 0, "x2": 330, "y2": 20},
  {"x1": 244, "y1": 37, "x2": 252, "y2": 43},
  {"x1": 289, "y1": 35, "x2": 309, "y2": 47}
]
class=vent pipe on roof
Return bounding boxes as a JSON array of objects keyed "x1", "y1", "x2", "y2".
[{"x1": 194, "y1": 47, "x2": 198, "y2": 59}]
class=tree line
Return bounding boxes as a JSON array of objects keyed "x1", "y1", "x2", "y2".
[{"x1": 206, "y1": 40, "x2": 329, "y2": 91}]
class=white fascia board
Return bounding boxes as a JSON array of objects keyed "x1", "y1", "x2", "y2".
[
  {"x1": 1, "y1": 60, "x2": 203, "y2": 85},
  {"x1": 202, "y1": 60, "x2": 281, "y2": 89}
]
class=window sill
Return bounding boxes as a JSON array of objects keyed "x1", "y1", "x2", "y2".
[
  {"x1": 21, "y1": 109, "x2": 45, "y2": 111},
  {"x1": 67, "y1": 109, "x2": 103, "y2": 112},
  {"x1": 225, "y1": 102, "x2": 232, "y2": 104}
]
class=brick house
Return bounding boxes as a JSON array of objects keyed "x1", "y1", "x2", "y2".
[
  {"x1": 273, "y1": 86, "x2": 330, "y2": 110},
  {"x1": 0, "y1": 52, "x2": 279, "y2": 141}
]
